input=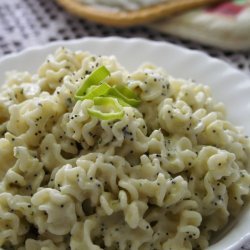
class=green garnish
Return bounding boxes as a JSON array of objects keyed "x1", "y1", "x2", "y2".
[
  {"x1": 77, "y1": 83, "x2": 111, "y2": 100},
  {"x1": 108, "y1": 85, "x2": 141, "y2": 107},
  {"x1": 75, "y1": 66, "x2": 110, "y2": 100},
  {"x1": 87, "y1": 97, "x2": 124, "y2": 120},
  {"x1": 75, "y1": 65, "x2": 140, "y2": 120}
]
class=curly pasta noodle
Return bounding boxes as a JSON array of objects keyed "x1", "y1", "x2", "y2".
[{"x1": 0, "y1": 47, "x2": 249, "y2": 250}]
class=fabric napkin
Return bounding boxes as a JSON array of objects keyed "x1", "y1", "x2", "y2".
[{"x1": 149, "y1": 0, "x2": 250, "y2": 50}]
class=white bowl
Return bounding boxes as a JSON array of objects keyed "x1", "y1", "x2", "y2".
[{"x1": 0, "y1": 37, "x2": 249, "y2": 250}]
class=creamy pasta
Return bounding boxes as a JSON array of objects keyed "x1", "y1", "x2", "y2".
[{"x1": 0, "y1": 47, "x2": 250, "y2": 250}]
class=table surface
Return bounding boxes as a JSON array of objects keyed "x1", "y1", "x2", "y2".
[
  {"x1": 0, "y1": 0, "x2": 249, "y2": 76},
  {"x1": 0, "y1": 0, "x2": 250, "y2": 250}
]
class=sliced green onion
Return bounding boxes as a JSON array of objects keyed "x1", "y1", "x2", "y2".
[
  {"x1": 87, "y1": 97, "x2": 124, "y2": 120},
  {"x1": 74, "y1": 65, "x2": 141, "y2": 121},
  {"x1": 76, "y1": 83, "x2": 111, "y2": 100},
  {"x1": 116, "y1": 98, "x2": 131, "y2": 107},
  {"x1": 108, "y1": 85, "x2": 140, "y2": 107},
  {"x1": 75, "y1": 66, "x2": 110, "y2": 99}
]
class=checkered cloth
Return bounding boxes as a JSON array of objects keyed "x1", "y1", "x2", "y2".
[{"x1": 0, "y1": 0, "x2": 249, "y2": 75}]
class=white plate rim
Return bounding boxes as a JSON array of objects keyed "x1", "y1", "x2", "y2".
[{"x1": 0, "y1": 36, "x2": 249, "y2": 250}]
